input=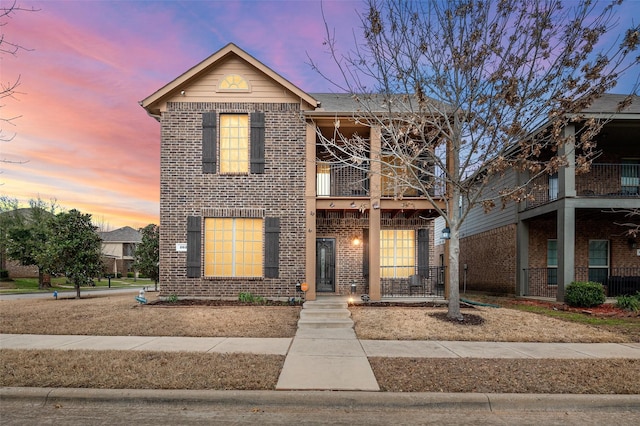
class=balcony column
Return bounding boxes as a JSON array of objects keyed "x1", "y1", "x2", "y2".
[
  {"x1": 558, "y1": 124, "x2": 576, "y2": 198},
  {"x1": 557, "y1": 199, "x2": 575, "y2": 302},
  {"x1": 305, "y1": 121, "x2": 317, "y2": 301},
  {"x1": 368, "y1": 125, "x2": 382, "y2": 301},
  {"x1": 516, "y1": 219, "x2": 529, "y2": 296}
]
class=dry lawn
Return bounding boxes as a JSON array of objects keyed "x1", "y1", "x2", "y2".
[
  {"x1": 0, "y1": 293, "x2": 300, "y2": 338},
  {"x1": 2, "y1": 293, "x2": 640, "y2": 392},
  {"x1": 350, "y1": 306, "x2": 632, "y2": 342}
]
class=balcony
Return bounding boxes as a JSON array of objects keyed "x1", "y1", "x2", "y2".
[
  {"x1": 316, "y1": 162, "x2": 369, "y2": 197},
  {"x1": 526, "y1": 163, "x2": 639, "y2": 209}
]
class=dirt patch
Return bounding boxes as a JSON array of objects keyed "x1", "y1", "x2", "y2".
[{"x1": 429, "y1": 312, "x2": 485, "y2": 325}]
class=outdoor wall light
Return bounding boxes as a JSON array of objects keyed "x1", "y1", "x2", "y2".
[
  {"x1": 442, "y1": 227, "x2": 451, "y2": 240},
  {"x1": 350, "y1": 202, "x2": 357, "y2": 208},
  {"x1": 351, "y1": 280, "x2": 357, "y2": 294},
  {"x1": 352, "y1": 236, "x2": 361, "y2": 246},
  {"x1": 628, "y1": 238, "x2": 637, "y2": 250},
  {"x1": 372, "y1": 202, "x2": 380, "y2": 209}
]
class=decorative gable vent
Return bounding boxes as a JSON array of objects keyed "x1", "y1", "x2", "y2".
[{"x1": 218, "y1": 74, "x2": 250, "y2": 92}]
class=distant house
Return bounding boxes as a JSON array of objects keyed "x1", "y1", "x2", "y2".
[
  {"x1": 457, "y1": 94, "x2": 640, "y2": 300},
  {"x1": 99, "y1": 226, "x2": 142, "y2": 276},
  {"x1": 140, "y1": 43, "x2": 445, "y2": 300},
  {"x1": 0, "y1": 208, "x2": 47, "y2": 279}
]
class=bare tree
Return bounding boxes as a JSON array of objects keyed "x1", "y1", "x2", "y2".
[
  {"x1": 311, "y1": 0, "x2": 639, "y2": 319},
  {"x1": 1, "y1": 0, "x2": 37, "y2": 163}
]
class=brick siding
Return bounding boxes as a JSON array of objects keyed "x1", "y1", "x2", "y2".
[
  {"x1": 159, "y1": 102, "x2": 306, "y2": 298},
  {"x1": 459, "y1": 224, "x2": 517, "y2": 294}
]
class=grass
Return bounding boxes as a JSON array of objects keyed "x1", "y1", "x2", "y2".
[{"x1": 0, "y1": 276, "x2": 151, "y2": 293}]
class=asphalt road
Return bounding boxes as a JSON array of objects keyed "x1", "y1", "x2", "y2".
[{"x1": 1, "y1": 390, "x2": 639, "y2": 425}]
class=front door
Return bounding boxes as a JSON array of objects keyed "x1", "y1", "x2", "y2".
[{"x1": 316, "y1": 238, "x2": 336, "y2": 292}]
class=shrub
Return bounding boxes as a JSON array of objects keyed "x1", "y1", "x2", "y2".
[
  {"x1": 0, "y1": 269, "x2": 9, "y2": 280},
  {"x1": 127, "y1": 272, "x2": 134, "y2": 278},
  {"x1": 238, "y1": 292, "x2": 265, "y2": 303},
  {"x1": 565, "y1": 281, "x2": 606, "y2": 308},
  {"x1": 617, "y1": 293, "x2": 640, "y2": 312},
  {"x1": 167, "y1": 294, "x2": 179, "y2": 303}
]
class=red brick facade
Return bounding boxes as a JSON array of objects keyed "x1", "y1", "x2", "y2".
[{"x1": 459, "y1": 224, "x2": 517, "y2": 294}]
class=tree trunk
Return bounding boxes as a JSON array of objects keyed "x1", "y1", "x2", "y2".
[
  {"x1": 447, "y1": 229, "x2": 462, "y2": 320},
  {"x1": 75, "y1": 283, "x2": 81, "y2": 299}
]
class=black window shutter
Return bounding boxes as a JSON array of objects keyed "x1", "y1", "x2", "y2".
[
  {"x1": 417, "y1": 229, "x2": 429, "y2": 277},
  {"x1": 362, "y1": 228, "x2": 369, "y2": 278},
  {"x1": 264, "y1": 217, "x2": 280, "y2": 278},
  {"x1": 250, "y1": 112, "x2": 265, "y2": 174},
  {"x1": 186, "y1": 216, "x2": 202, "y2": 278},
  {"x1": 202, "y1": 112, "x2": 217, "y2": 173}
]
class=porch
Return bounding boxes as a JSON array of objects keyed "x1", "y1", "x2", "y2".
[
  {"x1": 523, "y1": 267, "x2": 640, "y2": 298},
  {"x1": 381, "y1": 266, "x2": 445, "y2": 298}
]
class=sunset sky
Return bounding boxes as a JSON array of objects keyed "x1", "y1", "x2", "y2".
[{"x1": 2, "y1": 0, "x2": 639, "y2": 230}]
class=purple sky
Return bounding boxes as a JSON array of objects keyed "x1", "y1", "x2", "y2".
[{"x1": 2, "y1": 0, "x2": 638, "y2": 229}]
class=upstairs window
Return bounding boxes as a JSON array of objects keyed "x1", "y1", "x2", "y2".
[{"x1": 220, "y1": 114, "x2": 249, "y2": 174}]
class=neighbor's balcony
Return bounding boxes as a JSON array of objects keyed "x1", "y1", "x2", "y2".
[{"x1": 526, "y1": 163, "x2": 639, "y2": 209}]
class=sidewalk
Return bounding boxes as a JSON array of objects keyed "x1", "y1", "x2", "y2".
[{"x1": 2, "y1": 333, "x2": 639, "y2": 359}]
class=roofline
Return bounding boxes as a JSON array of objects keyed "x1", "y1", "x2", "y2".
[{"x1": 140, "y1": 43, "x2": 318, "y2": 111}]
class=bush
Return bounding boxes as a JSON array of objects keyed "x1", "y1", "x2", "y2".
[
  {"x1": 127, "y1": 272, "x2": 134, "y2": 278},
  {"x1": 238, "y1": 292, "x2": 265, "y2": 303},
  {"x1": 617, "y1": 293, "x2": 640, "y2": 312},
  {"x1": 565, "y1": 281, "x2": 606, "y2": 308},
  {"x1": 0, "y1": 269, "x2": 9, "y2": 280}
]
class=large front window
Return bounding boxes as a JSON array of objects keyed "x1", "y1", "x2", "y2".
[
  {"x1": 204, "y1": 218, "x2": 263, "y2": 277},
  {"x1": 220, "y1": 114, "x2": 249, "y2": 173},
  {"x1": 380, "y1": 229, "x2": 415, "y2": 278}
]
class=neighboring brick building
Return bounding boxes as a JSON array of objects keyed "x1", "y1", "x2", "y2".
[
  {"x1": 458, "y1": 94, "x2": 640, "y2": 300},
  {"x1": 140, "y1": 43, "x2": 444, "y2": 300}
]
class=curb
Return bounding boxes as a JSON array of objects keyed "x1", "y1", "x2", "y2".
[{"x1": 2, "y1": 387, "x2": 640, "y2": 412}]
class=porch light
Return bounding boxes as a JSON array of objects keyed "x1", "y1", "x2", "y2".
[
  {"x1": 351, "y1": 280, "x2": 357, "y2": 294},
  {"x1": 372, "y1": 201, "x2": 380, "y2": 209},
  {"x1": 350, "y1": 202, "x2": 357, "y2": 208},
  {"x1": 442, "y1": 227, "x2": 451, "y2": 240},
  {"x1": 352, "y1": 236, "x2": 361, "y2": 246}
]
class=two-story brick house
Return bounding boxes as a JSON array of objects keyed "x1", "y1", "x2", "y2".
[
  {"x1": 140, "y1": 43, "x2": 445, "y2": 301},
  {"x1": 457, "y1": 94, "x2": 640, "y2": 300}
]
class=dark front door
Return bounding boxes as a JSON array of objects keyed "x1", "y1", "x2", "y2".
[{"x1": 316, "y1": 238, "x2": 336, "y2": 292}]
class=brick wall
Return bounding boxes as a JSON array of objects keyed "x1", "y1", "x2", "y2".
[
  {"x1": 459, "y1": 224, "x2": 517, "y2": 294},
  {"x1": 159, "y1": 102, "x2": 306, "y2": 298}
]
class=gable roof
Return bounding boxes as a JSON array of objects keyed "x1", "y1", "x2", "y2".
[
  {"x1": 99, "y1": 226, "x2": 142, "y2": 243},
  {"x1": 140, "y1": 43, "x2": 318, "y2": 115},
  {"x1": 580, "y1": 93, "x2": 640, "y2": 118}
]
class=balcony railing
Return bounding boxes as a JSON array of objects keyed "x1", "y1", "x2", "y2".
[
  {"x1": 526, "y1": 163, "x2": 639, "y2": 209},
  {"x1": 316, "y1": 162, "x2": 369, "y2": 197},
  {"x1": 381, "y1": 266, "x2": 445, "y2": 298},
  {"x1": 523, "y1": 267, "x2": 640, "y2": 298}
]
